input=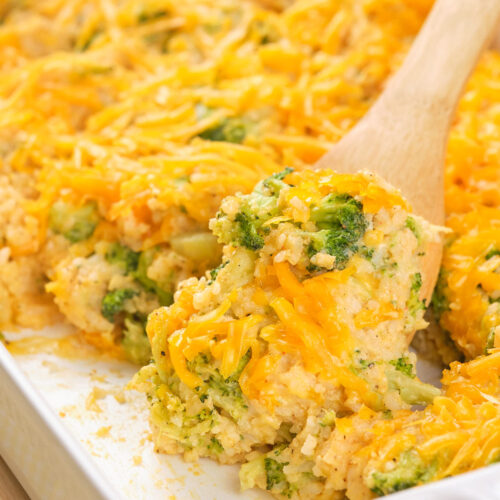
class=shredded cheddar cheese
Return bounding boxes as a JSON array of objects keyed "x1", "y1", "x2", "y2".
[
  {"x1": 359, "y1": 351, "x2": 500, "y2": 493},
  {"x1": 2, "y1": 1, "x2": 500, "y2": 497},
  {"x1": 437, "y1": 52, "x2": 500, "y2": 358},
  {"x1": 0, "y1": 0, "x2": 437, "y2": 344},
  {"x1": 132, "y1": 165, "x2": 439, "y2": 477}
]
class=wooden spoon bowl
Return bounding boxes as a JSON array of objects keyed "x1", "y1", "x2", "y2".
[{"x1": 315, "y1": 0, "x2": 500, "y2": 303}]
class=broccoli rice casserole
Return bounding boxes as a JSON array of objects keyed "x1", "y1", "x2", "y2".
[{"x1": 1, "y1": 0, "x2": 499, "y2": 499}]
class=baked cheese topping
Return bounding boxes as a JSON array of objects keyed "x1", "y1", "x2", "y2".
[{"x1": 135, "y1": 168, "x2": 441, "y2": 468}]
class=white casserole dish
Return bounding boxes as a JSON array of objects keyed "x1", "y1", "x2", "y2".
[{"x1": 1, "y1": 327, "x2": 499, "y2": 500}]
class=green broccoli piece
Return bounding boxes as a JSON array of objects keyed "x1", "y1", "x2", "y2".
[
  {"x1": 382, "y1": 409, "x2": 393, "y2": 420},
  {"x1": 431, "y1": 270, "x2": 449, "y2": 320},
  {"x1": 389, "y1": 356, "x2": 415, "y2": 378},
  {"x1": 310, "y1": 193, "x2": 366, "y2": 234},
  {"x1": 360, "y1": 246, "x2": 375, "y2": 260},
  {"x1": 405, "y1": 216, "x2": 421, "y2": 243},
  {"x1": 233, "y1": 210, "x2": 265, "y2": 250},
  {"x1": 198, "y1": 117, "x2": 247, "y2": 144},
  {"x1": 264, "y1": 458, "x2": 288, "y2": 491},
  {"x1": 249, "y1": 19, "x2": 280, "y2": 44},
  {"x1": 208, "y1": 261, "x2": 228, "y2": 283},
  {"x1": 370, "y1": 449, "x2": 437, "y2": 496},
  {"x1": 207, "y1": 437, "x2": 224, "y2": 454},
  {"x1": 387, "y1": 370, "x2": 440, "y2": 406},
  {"x1": 358, "y1": 359, "x2": 375, "y2": 370},
  {"x1": 122, "y1": 315, "x2": 151, "y2": 365},
  {"x1": 408, "y1": 273, "x2": 425, "y2": 317},
  {"x1": 137, "y1": 9, "x2": 168, "y2": 24},
  {"x1": 211, "y1": 169, "x2": 293, "y2": 251},
  {"x1": 78, "y1": 29, "x2": 101, "y2": 51},
  {"x1": 240, "y1": 452, "x2": 297, "y2": 497},
  {"x1": 307, "y1": 229, "x2": 360, "y2": 269},
  {"x1": 485, "y1": 248, "x2": 500, "y2": 260},
  {"x1": 212, "y1": 172, "x2": 367, "y2": 270},
  {"x1": 262, "y1": 167, "x2": 293, "y2": 195},
  {"x1": 207, "y1": 358, "x2": 248, "y2": 401},
  {"x1": 307, "y1": 193, "x2": 367, "y2": 269},
  {"x1": 268, "y1": 167, "x2": 293, "y2": 182},
  {"x1": 232, "y1": 349, "x2": 252, "y2": 379},
  {"x1": 105, "y1": 243, "x2": 140, "y2": 274},
  {"x1": 485, "y1": 328, "x2": 496, "y2": 353},
  {"x1": 101, "y1": 289, "x2": 137, "y2": 323},
  {"x1": 187, "y1": 350, "x2": 250, "y2": 420},
  {"x1": 106, "y1": 245, "x2": 175, "y2": 306},
  {"x1": 49, "y1": 201, "x2": 99, "y2": 243},
  {"x1": 133, "y1": 249, "x2": 173, "y2": 306}
]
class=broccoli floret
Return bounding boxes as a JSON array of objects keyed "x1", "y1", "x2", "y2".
[
  {"x1": 382, "y1": 409, "x2": 393, "y2": 420},
  {"x1": 101, "y1": 289, "x2": 137, "y2": 323},
  {"x1": 133, "y1": 249, "x2": 173, "y2": 306},
  {"x1": 350, "y1": 357, "x2": 375, "y2": 375},
  {"x1": 408, "y1": 273, "x2": 425, "y2": 317},
  {"x1": 212, "y1": 174, "x2": 366, "y2": 270},
  {"x1": 264, "y1": 458, "x2": 288, "y2": 491},
  {"x1": 78, "y1": 30, "x2": 101, "y2": 51},
  {"x1": 262, "y1": 167, "x2": 293, "y2": 195},
  {"x1": 249, "y1": 19, "x2": 280, "y2": 44},
  {"x1": 431, "y1": 270, "x2": 449, "y2": 320},
  {"x1": 307, "y1": 229, "x2": 361, "y2": 269},
  {"x1": 105, "y1": 243, "x2": 140, "y2": 274},
  {"x1": 233, "y1": 210, "x2": 265, "y2": 250},
  {"x1": 386, "y1": 370, "x2": 440, "y2": 406},
  {"x1": 188, "y1": 350, "x2": 251, "y2": 420},
  {"x1": 198, "y1": 117, "x2": 247, "y2": 143},
  {"x1": 207, "y1": 437, "x2": 224, "y2": 454},
  {"x1": 216, "y1": 199, "x2": 275, "y2": 250},
  {"x1": 485, "y1": 248, "x2": 500, "y2": 260},
  {"x1": 306, "y1": 193, "x2": 367, "y2": 269},
  {"x1": 310, "y1": 193, "x2": 366, "y2": 235},
  {"x1": 485, "y1": 328, "x2": 496, "y2": 353},
  {"x1": 137, "y1": 9, "x2": 168, "y2": 23},
  {"x1": 405, "y1": 216, "x2": 421, "y2": 243},
  {"x1": 49, "y1": 201, "x2": 99, "y2": 243},
  {"x1": 146, "y1": 382, "x2": 217, "y2": 451},
  {"x1": 360, "y1": 246, "x2": 375, "y2": 260},
  {"x1": 212, "y1": 169, "x2": 293, "y2": 250},
  {"x1": 240, "y1": 452, "x2": 297, "y2": 497},
  {"x1": 389, "y1": 356, "x2": 415, "y2": 378},
  {"x1": 232, "y1": 349, "x2": 252, "y2": 379},
  {"x1": 204, "y1": 376, "x2": 248, "y2": 419},
  {"x1": 208, "y1": 261, "x2": 228, "y2": 283},
  {"x1": 206, "y1": 359, "x2": 249, "y2": 416},
  {"x1": 370, "y1": 449, "x2": 437, "y2": 496},
  {"x1": 358, "y1": 359, "x2": 375, "y2": 370},
  {"x1": 227, "y1": 171, "x2": 290, "y2": 250},
  {"x1": 122, "y1": 315, "x2": 151, "y2": 365},
  {"x1": 106, "y1": 245, "x2": 174, "y2": 306},
  {"x1": 268, "y1": 167, "x2": 293, "y2": 182}
]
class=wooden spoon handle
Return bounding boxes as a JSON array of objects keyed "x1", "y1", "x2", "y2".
[{"x1": 316, "y1": 0, "x2": 500, "y2": 224}]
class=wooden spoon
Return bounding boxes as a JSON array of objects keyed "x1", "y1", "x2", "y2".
[{"x1": 315, "y1": 0, "x2": 500, "y2": 301}]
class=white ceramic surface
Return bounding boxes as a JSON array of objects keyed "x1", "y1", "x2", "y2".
[{"x1": 1, "y1": 326, "x2": 499, "y2": 500}]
